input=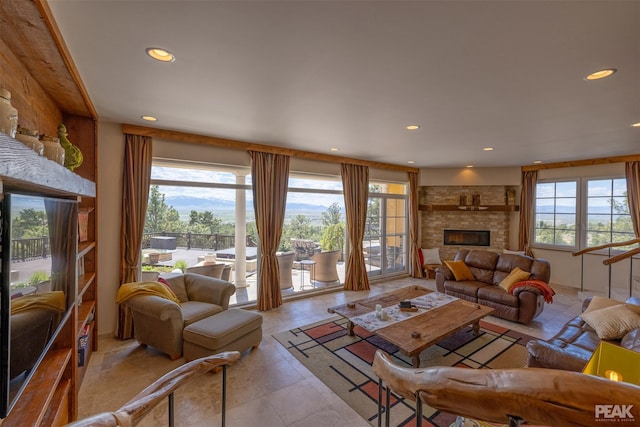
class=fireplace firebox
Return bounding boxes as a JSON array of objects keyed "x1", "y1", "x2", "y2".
[{"x1": 443, "y1": 230, "x2": 490, "y2": 246}]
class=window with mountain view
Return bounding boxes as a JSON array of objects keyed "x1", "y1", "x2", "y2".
[
  {"x1": 534, "y1": 181, "x2": 577, "y2": 248},
  {"x1": 533, "y1": 177, "x2": 633, "y2": 251},
  {"x1": 143, "y1": 161, "x2": 408, "y2": 303}
]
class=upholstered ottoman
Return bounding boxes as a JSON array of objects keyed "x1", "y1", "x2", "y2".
[{"x1": 183, "y1": 309, "x2": 263, "y2": 361}]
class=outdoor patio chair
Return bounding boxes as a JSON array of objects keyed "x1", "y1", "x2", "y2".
[
  {"x1": 186, "y1": 263, "x2": 226, "y2": 279},
  {"x1": 276, "y1": 251, "x2": 295, "y2": 290},
  {"x1": 311, "y1": 250, "x2": 340, "y2": 285}
]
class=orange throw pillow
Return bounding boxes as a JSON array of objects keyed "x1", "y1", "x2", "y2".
[{"x1": 444, "y1": 260, "x2": 475, "y2": 281}]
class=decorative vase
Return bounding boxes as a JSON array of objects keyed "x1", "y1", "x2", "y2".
[
  {"x1": 58, "y1": 123, "x2": 83, "y2": 171},
  {"x1": 15, "y1": 126, "x2": 44, "y2": 156},
  {"x1": 41, "y1": 135, "x2": 66, "y2": 166},
  {"x1": 0, "y1": 88, "x2": 18, "y2": 138}
]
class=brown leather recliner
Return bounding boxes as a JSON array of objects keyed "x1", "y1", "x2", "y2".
[
  {"x1": 526, "y1": 297, "x2": 640, "y2": 371},
  {"x1": 435, "y1": 249, "x2": 551, "y2": 324}
]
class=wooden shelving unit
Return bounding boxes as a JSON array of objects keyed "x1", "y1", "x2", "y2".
[
  {"x1": 419, "y1": 204, "x2": 519, "y2": 212},
  {"x1": 0, "y1": 0, "x2": 98, "y2": 424}
]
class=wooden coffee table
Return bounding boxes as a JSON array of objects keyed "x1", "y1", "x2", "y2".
[{"x1": 328, "y1": 285, "x2": 495, "y2": 367}]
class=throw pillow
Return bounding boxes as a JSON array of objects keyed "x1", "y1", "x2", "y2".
[
  {"x1": 421, "y1": 248, "x2": 442, "y2": 265},
  {"x1": 498, "y1": 267, "x2": 531, "y2": 292},
  {"x1": 157, "y1": 277, "x2": 178, "y2": 299},
  {"x1": 583, "y1": 296, "x2": 623, "y2": 314},
  {"x1": 580, "y1": 305, "x2": 640, "y2": 340},
  {"x1": 444, "y1": 260, "x2": 475, "y2": 281}
]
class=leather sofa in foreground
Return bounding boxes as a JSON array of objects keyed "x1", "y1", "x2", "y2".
[
  {"x1": 435, "y1": 249, "x2": 551, "y2": 324},
  {"x1": 526, "y1": 296, "x2": 640, "y2": 371}
]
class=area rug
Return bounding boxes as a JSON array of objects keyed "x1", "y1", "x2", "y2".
[{"x1": 273, "y1": 317, "x2": 536, "y2": 427}]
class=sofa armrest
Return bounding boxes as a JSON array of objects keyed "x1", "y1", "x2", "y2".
[
  {"x1": 184, "y1": 273, "x2": 236, "y2": 309},
  {"x1": 434, "y1": 266, "x2": 453, "y2": 293},
  {"x1": 124, "y1": 295, "x2": 182, "y2": 322},
  {"x1": 526, "y1": 339, "x2": 589, "y2": 372},
  {"x1": 511, "y1": 285, "x2": 543, "y2": 296}
]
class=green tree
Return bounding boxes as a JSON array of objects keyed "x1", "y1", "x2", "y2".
[
  {"x1": 279, "y1": 215, "x2": 321, "y2": 251},
  {"x1": 146, "y1": 186, "x2": 184, "y2": 232},
  {"x1": 320, "y1": 203, "x2": 345, "y2": 252},
  {"x1": 12, "y1": 208, "x2": 47, "y2": 238}
]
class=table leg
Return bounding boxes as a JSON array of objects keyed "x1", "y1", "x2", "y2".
[
  {"x1": 472, "y1": 320, "x2": 481, "y2": 335},
  {"x1": 347, "y1": 321, "x2": 355, "y2": 336},
  {"x1": 412, "y1": 354, "x2": 421, "y2": 368}
]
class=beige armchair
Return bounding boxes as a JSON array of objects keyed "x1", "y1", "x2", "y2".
[
  {"x1": 276, "y1": 251, "x2": 295, "y2": 290},
  {"x1": 124, "y1": 273, "x2": 235, "y2": 359},
  {"x1": 311, "y1": 250, "x2": 341, "y2": 285}
]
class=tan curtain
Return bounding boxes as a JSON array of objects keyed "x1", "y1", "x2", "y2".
[
  {"x1": 249, "y1": 150, "x2": 290, "y2": 311},
  {"x1": 341, "y1": 163, "x2": 370, "y2": 291},
  {"x1": 116, "y1": 133, "x2": 153, "y2": 339},
  {"x1": 626, "y1": 161, "x2": 640, "y2": 237},
  {"x1": 408, "y1": 171, "x2": 423, "y2": 278},
  {"x1": 518, "y1": 170, "x2": 537, "y2": 256}
]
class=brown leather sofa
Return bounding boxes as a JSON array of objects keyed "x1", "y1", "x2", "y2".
[
  {"x1": 526, "y1": 297, "x2": 640, "y2": 371},
  {"x1": 435, "y1": 249, "x2": 551, "y2": 324}
]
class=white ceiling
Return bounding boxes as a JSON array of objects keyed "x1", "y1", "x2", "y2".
[{"x1": 49, "y1": 1, "x2": 640, "y2": 169}]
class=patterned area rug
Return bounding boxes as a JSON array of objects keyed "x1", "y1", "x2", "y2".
[{"x1": 273, "y1": 317, "x2": 535, "y2": 427}]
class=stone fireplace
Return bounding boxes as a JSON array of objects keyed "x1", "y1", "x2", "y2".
[{"x1": 419, "y1": 185, "x2": 518, "y2": 261}]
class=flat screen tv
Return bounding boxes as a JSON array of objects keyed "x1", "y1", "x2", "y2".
[{"x1": 0, "y1": 192, "x2": 77, "y2": 418}]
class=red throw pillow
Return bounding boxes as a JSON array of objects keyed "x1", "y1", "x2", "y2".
[
  {"x1": 157, "y1": 277, "x2": 177, "y2": 298},
  {"x1": 418, "y1": 248, "x2": 424, "y2": 265}
]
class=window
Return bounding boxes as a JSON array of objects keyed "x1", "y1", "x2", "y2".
[
  {"x1": 586, "y1": 178, "x2": 634, "y2": 249},
  {"x1": 534, "y1": 181, "x2": 577, "y2": 248},
  {"x1": 533, "y1": 177, "x2": 633, "y2": 251},
  {"x1": 365, "y1": 182, "x2": 408, "y2": 276}
]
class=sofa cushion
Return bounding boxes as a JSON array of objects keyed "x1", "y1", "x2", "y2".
[
  {"x1": 163, "y1": 274, "x2": 189, "y2": 303},
  {"x1": 444, "y1": 260, "x2": 475, "y2": 281},
  {"x1": 444, "y1": 280, "x2": 486, "y2": 298},
  {"x1": 621, "y1": 328, "x2": 640, "y2": 352},
  {"x1": 498, "y1": 267, "x2": 531, "y2": 291},
  {"x1": 580, "y1": 305, "x2": 640, "y2": 340},
  {"x1": 477, "y1": 285, "x2": 519, "y2": 307},
  {"x1": 181, "y1": 301, "x2": 224, "y2": 326},
  {"x1": 463, "y1": 250, "x2": 499, "y2": 284}
]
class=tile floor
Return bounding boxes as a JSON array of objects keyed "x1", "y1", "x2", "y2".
[{"x1": 77, "y1": 277, "x2": 583, "y2": 426}]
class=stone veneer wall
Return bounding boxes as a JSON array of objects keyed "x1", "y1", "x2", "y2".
[{"x1": 420, "y1": 185, "x2": 516, "y2": 261}]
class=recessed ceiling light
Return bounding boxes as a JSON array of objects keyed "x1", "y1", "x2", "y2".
[
  {"x1": 407, "y1": 160, "x2": 415, "y2": 164},
  {"x1": 483, "y1": 147, "x2": 494, "y2": 151},
  {"x1": 146, "y1": 47, "x2": 175, "y2": 63},
  {"x1": 632, "y1": 122, "x2": 640, "y2": 127},
  {"x1": 406, "y1": 125, "x2": 420, "y2": 130},
  {"x1": 466, "y1": 165, "x2": 474, "y2": 168},
  {"x1": 330, "y1": 147, "x2": 339, "y2": 152},
  {"x1": 585, "y1": 68, "x2": 617, "y2": 81},
  {"x1": 141, "y1": 115, "x2": 158, "y2": 122},
  {"x1": 533, "y1": 160, "x2": 543, "y2": 164}
]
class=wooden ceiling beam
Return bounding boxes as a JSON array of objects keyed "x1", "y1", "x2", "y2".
[
  {"x1": 521, "y1": 154, "x2": 640, "y2": 171},
  {"x1": 122, "y1": 124, "x2": 420, "y2": 173}
]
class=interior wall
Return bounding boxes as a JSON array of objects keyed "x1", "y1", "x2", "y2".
[
  {"x1": 97, "y1": 121, "x2": 125, "y2": 335},
  {"x1": 420, "y1": 167, "x2": 521, "y2": 186}
]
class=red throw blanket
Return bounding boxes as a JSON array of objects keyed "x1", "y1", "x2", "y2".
[{"x1": 510, "y1": 280, "x2": 555, "y2": 303}]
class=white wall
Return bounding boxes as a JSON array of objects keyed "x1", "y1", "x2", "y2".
[
  {"x1": 420, "y1": 167, "x2": 521, "y2": 186},
  {"x1": 97, "y1": 121, "x2": 125, "y2": 335}
]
